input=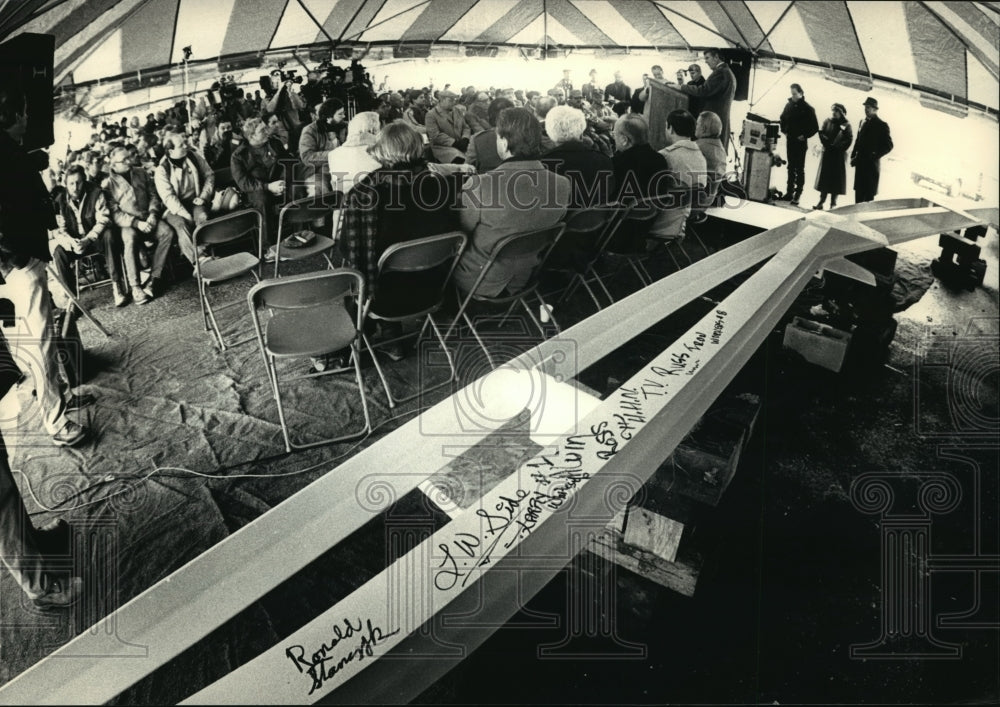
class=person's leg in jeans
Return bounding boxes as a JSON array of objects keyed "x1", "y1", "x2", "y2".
[
  {"x1": 119, "y1": 225, "x2": 149, "y2": 304},
  {"x1": 164, "y1": 212, "x2": 196, "y2": 265},
  {"x1": 145, "y1": 219, "x2": 175, "y2": 298},
  {"x1": 0, "y1": 443, "x2": 81, "y2": 604},
  {"x1": 98, "y1": 226, "x2": 126, "y2": 293},
  {"x1": 2, "y1": 259, "x2": 72, "y2": 438},
  {"x1": 786, "y1": 140, "x2": 806, "y2": 201},
  {"x1": 49, "y1": 244, "x2": 78, "y2": 295}
]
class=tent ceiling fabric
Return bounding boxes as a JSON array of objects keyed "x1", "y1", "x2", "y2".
[{"x1": 1, "y1": 0, "x2": 997, "y2": 110}]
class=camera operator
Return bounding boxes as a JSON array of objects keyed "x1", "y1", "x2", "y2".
[
  {"x1": 299, "y1": 70, "x2": 324, "y2": 115},
  {"x1": 263, "y1": 67, "x2": 305, "y2": 156}
]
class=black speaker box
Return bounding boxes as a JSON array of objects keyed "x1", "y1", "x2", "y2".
[
  {"x1": 0, "y1": 32, "x2": 55, "y2": 150},
  {"x1": 719, "y1": 48, "x2": 752, "y2": 102}
]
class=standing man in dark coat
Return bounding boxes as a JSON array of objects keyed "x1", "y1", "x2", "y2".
[
  {"x1": 0, "y1": 87, "x2": 89, "y2": 447},
  {"x1": 851, "y1": 97, "x2": 893, "y2": 203},
  {"x1": 677, "y1": 49, "x2": 736, "y2": 150},
  {"x1": 778, "y1": 83, "x2": 819, "y2": 205},
  {"x1": 604, "y1": 71, "x2": 631, "y2": 104}
]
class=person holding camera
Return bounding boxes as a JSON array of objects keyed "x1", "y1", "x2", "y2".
[{"x1": 264, "y1": 68, "x2": 305, "y2": 156}]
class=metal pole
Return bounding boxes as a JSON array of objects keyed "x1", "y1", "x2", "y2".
[{"x1": 543, "y1": 0, "x2": 548, "y2": 59}]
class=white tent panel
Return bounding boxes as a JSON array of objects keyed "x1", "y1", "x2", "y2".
[
  {"x1": 745, "y1": 0, "x2": 793, "y2": 46},
  {"x1": 659, "y1": 1, "x2": 731, "y2": 48},
  {"x1": 358, "y1": 0, "x2": 432, "y2": 43},
  {"x1": 968, "y1": 49, "x2": 999, "y2": 107},
  {"x1": 54, "y1": 0, "x2": 147, "y2": 84},
  {"x1": 572, "y1": 1, "x2": 651, "y2": 47},
  {"x1": 508, "y1": 14, "x2": 579, "y2": 46},
  {"x1": 440, "y1": 0, "x2": 513, "y2": 42},
  {"x1": 270, "y1": 0, "x2": 324, "y2": 49},
  {"x1": 72, "y1": 28, "x2": 122, "y2": 84},
  {"x1": 760, "y1": 3, "x2": 820, "y2": 63},
  {"x1": 171, "y1": 0, "x2": 237, "y2": 64},
  {"x1": 849, "y1": 0, "x2": 919, "y2": 84}
]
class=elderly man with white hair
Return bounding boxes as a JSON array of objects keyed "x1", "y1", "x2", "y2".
[
  {"x1": 327, "y1": 111, "x2": 383, "y2": 196},
  {"x1": 541, "y1": 105, "x2": 615, "y2": 210}
]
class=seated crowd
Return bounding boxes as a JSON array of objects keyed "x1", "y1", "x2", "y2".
[{"x1": 45, "y1": 66, "x2": 729, "y2": 328}]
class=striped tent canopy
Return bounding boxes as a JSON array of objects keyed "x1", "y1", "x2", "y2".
[{"x1": 2, "y1": 0, "x2": 998, "y2": 111}]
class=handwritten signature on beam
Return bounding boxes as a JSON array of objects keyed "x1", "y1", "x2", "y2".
[{"x1": 285, "y1": 618, "x2": 400, "y2": 694}]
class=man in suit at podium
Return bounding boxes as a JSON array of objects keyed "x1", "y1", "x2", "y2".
[{"x1": 676, "y1": 49, "x2": 736, "y2": 149}]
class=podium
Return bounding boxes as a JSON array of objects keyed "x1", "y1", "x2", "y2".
[{"x1": 644, "y1": 79, "x2": 691, "y2": 151}]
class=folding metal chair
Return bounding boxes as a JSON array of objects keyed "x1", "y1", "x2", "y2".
[
  {"x1": 247, "y1": 268, "x2": 371, "y2": 453},
  {"x1": 594, "y1": 197, "x2": 663, "y2": 293},
  {"x1": 645, "y1": 187, "x2": 697, "y2": 272},
  {"x1": 272, "y1": 194, "x2": 340, "y2": 277},
  {"x1": 361, "y1": 232, "x2": 467, "y2": 408},
  {"x1": 193, "y1": 208, "x2": 263, "y2": 350},
  {"x1": 74, "y1": 251, "x2": 113, "y2": 298},
  {"x1": 446, "y1": 223, "x2": 565, "y2": 370},
  {"x1": 686, "y1": 176, "x2": 726, "y2": 256},
  {"x1": 550, "y1": 205, "x2": 623, "y2": 312}
]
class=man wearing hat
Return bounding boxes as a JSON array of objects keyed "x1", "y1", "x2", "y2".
[
  {"x1": 850, "y1": 97, "x2": 893, "y2": 203},
  {"x1": 581, "y1": 69, "x2": 601, "y2": 103},
  {"x1": 425, "y1": 89, "x2": 471, "y2": 163}
]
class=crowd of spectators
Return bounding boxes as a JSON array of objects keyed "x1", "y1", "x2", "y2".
[
  {"x1": 4, "y1": 57, "x2": 738, "y2": 608},
  {"x1": 41, "y1": 59, "x2": 731, "y2": 313}
]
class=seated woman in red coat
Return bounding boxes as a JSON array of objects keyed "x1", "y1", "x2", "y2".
[{"x1": 338, "y1": 122, "x2": 462, "y2": 359}]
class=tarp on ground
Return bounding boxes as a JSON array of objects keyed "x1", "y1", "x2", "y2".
[{"x1": 1, "y1": 1, "x2": 998, "y2": 111}]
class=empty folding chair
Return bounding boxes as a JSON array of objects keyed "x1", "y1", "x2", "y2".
[
  {"x1": 361, "y1": 231, "x2": 467, "y2": 408},
  {"x1": 247, "y1": 268, "x2": 371, "y2": 453},
  {"x1": 193, "y1": 208, "x2": 263, "y2": 350},
  {"x1": 447, "y1": 223, "x2": 565, "y2": 370},
  {"x1": 271, "y1": 194, "x2": 340, "y2": 277}
]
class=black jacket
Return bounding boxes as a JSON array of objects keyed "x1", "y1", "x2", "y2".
[
  {"x1": 541, "y1": 140, "x2": 616, "y2": 209},
  {"x1": 0, "y1": 131, "x2": 56, "y2": 264},
  {"x1": 779, "y1": 98, "x2": 819, "y2": 140},
  {"x1": 612, "y1": 143, "x2": 668, "y2": 201}
]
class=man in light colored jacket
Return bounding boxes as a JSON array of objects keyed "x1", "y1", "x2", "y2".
[
  {"x1": 105, "y1": 146, "x2": 174, "y2": 303},
  {"x1": 653, "y1": 110, "x2": 708, "y2": 238},
  {"x1": 425, "y1": 90, "x2": 470, "y2": 163},
  {"x1": 154, "y1": 132, "x2": 214, "y2": 268}
]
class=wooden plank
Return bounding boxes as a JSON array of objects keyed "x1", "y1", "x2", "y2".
[
  {"x1": 622, "y1": 506, "x2": 686, "y2": 562},
  {"x1": 589, "y1": 527, "x2": 701, "y2": 597}
]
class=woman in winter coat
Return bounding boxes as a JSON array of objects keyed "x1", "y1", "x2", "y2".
[{"x1": 813, "y1": 103, "x2": 853, "y2": 210}]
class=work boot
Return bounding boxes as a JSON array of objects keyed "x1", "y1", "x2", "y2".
[
  {"x1": 52, "y1": 420, "x2": 88, "y2": 448},
  {"x1": 132, "y1": 285, "x2": 150, "y2": 305},
  {"x1": 143, "y1": 276, "x2": 163, "y2": 300},
  {"x1": 32, "y1": 577, "x2": 83, "y2": 611},
  {"x1": 112, "y1": 282, "x2": 129, "y2": 307}
]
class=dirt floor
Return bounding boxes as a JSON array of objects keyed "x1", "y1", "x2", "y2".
[{"x1": 0, "y1": 205, "x2": 997, "y2": 704}]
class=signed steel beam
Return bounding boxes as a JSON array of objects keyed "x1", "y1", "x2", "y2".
[{"x1": 0, "y1": 201, "x2": 992, "y2": 705}]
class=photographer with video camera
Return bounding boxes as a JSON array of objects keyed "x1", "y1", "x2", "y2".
[{"x1": 262, "y1": 65, "x2": 305, "y2": 156}]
